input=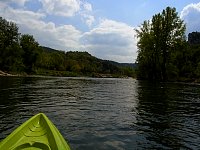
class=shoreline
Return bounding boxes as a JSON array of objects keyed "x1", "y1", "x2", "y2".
[
  {"x1": 1, "y1": 70, "x2": 199, "y2": 83},
  {"x1": 0, "y1": 70, "x2": 18, "y2": 76},
  {"x1": 0, "y1": 70, "x2": 131, "y2": 79}
]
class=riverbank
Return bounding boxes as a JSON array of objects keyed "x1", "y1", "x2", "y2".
[
  {"x1": 2, "y1": 70, "x2": 199, "y2": 82},
  {"x1": 0, "y1": 70, "x2": 131, "y2": 79},
  {"x1": 0, "y1": 70, "x2": 16, "y2": 76}
]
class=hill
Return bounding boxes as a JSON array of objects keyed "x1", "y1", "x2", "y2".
[
  {"x1": 106, "y1": 60, "x2": 137, "y2": 68},
  {"x1": 0, "y1": 16, "x2": 135, "y2": 78},
  {"x1": 35, "y1": 47, "x2": 136, "y2": 77}
]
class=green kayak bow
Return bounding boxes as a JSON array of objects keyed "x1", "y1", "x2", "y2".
[{"x1": 0, "y1": 113, "x2": 71, "y2": 150}]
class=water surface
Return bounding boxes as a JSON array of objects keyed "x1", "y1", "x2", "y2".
[{"x1": 0, "y1": 77, "x2": 200, "y2": 149}]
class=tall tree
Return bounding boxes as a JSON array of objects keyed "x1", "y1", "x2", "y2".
[
  {"x1": 20, "y1": 34, "x2": 39, "y2": 73},
  {"x1": 0, "y1": 17, "x2": 23, "y2": 71},
  {"x1": 136, "y1": 7, "x2": 186, "y2": 81}
]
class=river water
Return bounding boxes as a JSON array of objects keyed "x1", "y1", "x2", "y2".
[{"x1": 0, "y1": 77, "x2": 200, "y2": 149}]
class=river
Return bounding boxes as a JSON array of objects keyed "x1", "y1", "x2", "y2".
[{"x1": 0, "y1": 77, "x2": 200, "y2": 149}]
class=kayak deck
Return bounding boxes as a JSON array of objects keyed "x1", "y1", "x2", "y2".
[{"x1": 0, "y1": 113, "x2": 71, "y2": 150}]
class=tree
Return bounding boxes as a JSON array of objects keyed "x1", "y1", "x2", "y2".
[
  {"x1": 136, "y1": 7, "x2": 186, "y2": 81},
  {"x1": 20, "y1": 34, "x2": 40, "y2": 73},
  {"x1": 188, "y1": 32, "x2": 200, "y2": 45},
  {"x1": 0, "y1": 17, "x2": 23, "y2": 71}
]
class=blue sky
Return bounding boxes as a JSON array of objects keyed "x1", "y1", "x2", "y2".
[{"x1": 0, "y1": 0, "x2": 200, "y2": 62}]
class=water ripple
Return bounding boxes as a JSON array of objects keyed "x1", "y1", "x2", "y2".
[{"x1": 0, "y1": 77, "x2": 200, "y2": 149}]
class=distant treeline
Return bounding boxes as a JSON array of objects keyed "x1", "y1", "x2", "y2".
[
  {"x1": 136, "y1": 7, "x2": 200, "y2": 82},
  {"x1": 0, "y1": 17, "x2": 135, "y2": 77}
]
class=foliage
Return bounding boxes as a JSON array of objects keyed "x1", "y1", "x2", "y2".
[
  {"x1": 188, "y1": 32, "x2": 200, "y2": 45},
  {"x1": 0, "y1": 17, "x2": 23, "y2": 72},
  {"x1": 135, "y1": 7, "x2": 200, "y2": 82},
  {"x1": 0, "y1": 16, "x2": 136, "y2": 77},
  {"x1": 20, "y1": 34, "x2": 41, "y2": 73},
  {"x1": 136, "y1": 7, "x2": 186, "y2": 81},
  {"x1": 37, "y1": 49, "x2": 135, "y2": 77}
]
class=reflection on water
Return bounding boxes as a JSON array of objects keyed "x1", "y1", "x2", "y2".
[
  {"x1": 136, "y1": 81, "x2": 200, "y2": 149},
  {"x1": 0, "y1": 77, "x2": 200, "y2": 149}
]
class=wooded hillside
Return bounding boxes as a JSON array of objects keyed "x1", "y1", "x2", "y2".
[{"x1": 0, "y1": 17, "x2": 136, "y2": 77}]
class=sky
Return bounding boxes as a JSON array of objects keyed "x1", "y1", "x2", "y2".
[{"x1": 0, "y1": 0, "x2": 200, "y2": 63}]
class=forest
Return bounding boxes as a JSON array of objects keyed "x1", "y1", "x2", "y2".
[
  {"x1": 0, "y1": 16, "x2": 135, "y2": 78},
  {"x1": 2, "y1": 5, "x2": 200, "y2": 82},
  {"x1": 136, "y1": 7, "x2": 200, "y2": 82}
]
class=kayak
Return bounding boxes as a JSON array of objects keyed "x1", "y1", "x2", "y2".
[{"x1": 0, "y1": 113, "x2": 71, "y2": 150}]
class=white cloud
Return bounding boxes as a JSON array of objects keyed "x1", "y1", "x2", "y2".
[
  {"x1": 181, "y1": 2, "x2": 200, "y2": 34},
  {"x1": 81, "y1": 14, "x2": 95, "y2": 27},
  {"x1": 39, "y1": 0, "x2": 81, "y2": 17},
  {"x1": 0, "y1": 2, "x2": 83, "y2": 50},
  {"x1": 180, "y1": 2, "x2": 200, "y2": 18},
  {"x1": 1, "y1": 5, "x2": 45, "y2": 23},
  {"x1": 82, "y1": 1, "x2": 92, "y2": 12},
  {"x1": 1, "y1": 0, "x2": 30, "y2": 6},
  {"x1": 0, "y1": 1, "x2": 137, "y2": 63},
  {"x1": 23, "y1": 24, "x2": 83, "y2": 51},
  {"x1": 81, "y1": 19, "x2": 138, "y2": 63},
  {"x1": 38, "y1": 0, "x2": 95, "y2": 27},
  {"x1": 79, "y1": 1, "x2": 95, "y2": 27},
  {"x1": 25, "y1": 23, "x2": 82, "y2": 51}
]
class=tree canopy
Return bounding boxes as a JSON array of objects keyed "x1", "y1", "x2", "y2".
[{"x1": 136, "y1": 7, "x2": 186, "y2": 81}]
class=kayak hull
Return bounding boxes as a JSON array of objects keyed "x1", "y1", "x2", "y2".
[{"x1": 0, "y1": 113, "x2": 71, "y2": 150}]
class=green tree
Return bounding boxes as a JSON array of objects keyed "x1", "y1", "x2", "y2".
[
  {"x1": 3, "y1": 44, "x2": 24, "y2": 72},
  {"x1": 50, "y1": 52, "x2": 65, "y2": 71},
  {"x1": 20, "y1": 34, "x2": 40, "y2": 73},
  {"x1": 136, "y1": 7, "x2": 186, "y2": 81},
  {"x1": 0, "y1": 17, "x2": 23, "y2": 72}
]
